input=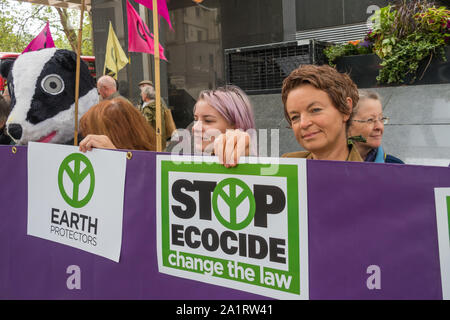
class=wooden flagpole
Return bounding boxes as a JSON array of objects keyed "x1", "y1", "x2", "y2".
[
  {"x1": 152, "y1": 0, "x2": 162, "y2": 151},
  {"x1": 74, "y1": 0, "x2": 86, "y2": 146},
  {"x1": 128, "y1": 55, "x2": 133, "y2": 103}
]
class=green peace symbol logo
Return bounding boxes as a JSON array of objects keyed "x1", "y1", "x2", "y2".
[
  {"x1": 447, "y1": 196, "x2": 450, "y2": 221},
  {"x1": 212, "y1": 178, "x2": 256, "y2": 230},
  {"x1": 58, "y1": 153, "x2": 95, "y2": 208}
]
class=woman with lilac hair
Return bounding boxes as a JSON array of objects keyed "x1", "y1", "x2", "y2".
[{"x1": 192, "y1": 85, "x2": 255, "y2": 166}]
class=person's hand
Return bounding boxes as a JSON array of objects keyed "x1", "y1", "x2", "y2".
[
  {"x1": 79, "y1": 134, "x2": 117, "y2": 152},
  {"x1": 214, "y1": 129, "x2": 250, "y2": 168}
]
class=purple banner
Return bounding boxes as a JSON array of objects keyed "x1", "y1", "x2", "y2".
[{"x1": 0, "y1": 145, "x2": 449, "y2": 299}]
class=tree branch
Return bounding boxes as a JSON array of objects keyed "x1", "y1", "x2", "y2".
[{"x1": 55, "y1": 7, "x2": 78, "y2": 52}]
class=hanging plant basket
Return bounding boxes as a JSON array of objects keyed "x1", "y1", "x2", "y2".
[
  {"x1": 335, "y1": 53, "x2": 381, "y2": 88},
  {"x1": 335, "y1": 46, "x2": 450, "y2": 88}
]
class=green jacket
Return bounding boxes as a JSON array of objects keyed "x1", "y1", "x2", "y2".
[
  {"x1": 105, "y1": 91, "x2": 133, "y2": 105},
  {"x1": 105, "y1": 91, "x2": 121, "y2": 100},
  {"x1": 140, "y1": 100, "x2": 168, "y2": 140}
]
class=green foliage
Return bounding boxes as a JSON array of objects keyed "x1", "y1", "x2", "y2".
[
  {"x1": 377, "y1": 31, "x2": 446, "y2": 84},
  {"x1": 0, "y1": 0, "x2": 92, "y2": 55},
  {"x1": 0, "y1": 0, "x2": 33, "y2": 51},
  {"x1": 324, "y1": 40, "x2": 373, "y2": 67},
  {"x1": 52, "y1": 11, "x2": 93, "y2": 56},
  {"x1": 370, "y1": 0, "x2": 450, "y2": 84},
  {"x1": 325, "y1": 0, "x2": 450, "y2": 85},
  {"x1": 370, "y1": 5, "x2": 397, "y2": 59}
]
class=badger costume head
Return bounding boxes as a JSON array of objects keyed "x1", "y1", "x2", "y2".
[{"x1": 0, "y1": 48, "x2": 98, "y2": 145}]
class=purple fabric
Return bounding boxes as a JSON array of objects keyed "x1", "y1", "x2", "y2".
[
  {"x1": 0, "y1": 145, "x2": 449, "y2": 299},
  {"x1": 307, "y1": 161, "x2": 447, "y2": 299}
]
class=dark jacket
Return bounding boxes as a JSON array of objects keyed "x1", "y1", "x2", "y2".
[
  {"x1": 365, "y1": 146, "x2": 404, "y2": 164},
  {"x1": 0, "y1": 127, "x2": 12, "y2": 145}
]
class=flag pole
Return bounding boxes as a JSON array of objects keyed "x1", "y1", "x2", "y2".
[
  {"x1": 128, "y1": 55, "x2": 133, "y2": 104},
  {"x1": 152, "y1": 0, "x2": 162, "y2": 151},
  {"x1": 103, "y1": 21, "x2": 111, "y2": 76},
  {"x1": 74, "y1": 0, "x2": 86, "y2": 146}
]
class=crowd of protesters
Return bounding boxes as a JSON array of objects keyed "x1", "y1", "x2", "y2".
[{"x1": 0, "y1": 65, "x2": 403, "y2": 164}]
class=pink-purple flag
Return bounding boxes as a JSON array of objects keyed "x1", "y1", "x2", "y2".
[
  {"x1": 134, "y1": 0, "x2": 173, "y2": 30},
  {"x1": 127, "y1": 0, "x2": 167, "y2": 60},
  {"x1": 22, "y1": 21, "x2": 55, "y2": 53}
]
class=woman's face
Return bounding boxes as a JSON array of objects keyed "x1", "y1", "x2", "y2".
[
  {"x1": 286, "y1": 85, "x2": 350, "y2": 157},
  {"x1": 348, "y1": 98, "x2": 384, "y2": 150},
  {"x1": 192, "y1": 99, "x2": 234, "y2": 153}
]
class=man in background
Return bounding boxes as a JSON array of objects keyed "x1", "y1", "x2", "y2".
[
  {"x1": 140, "y1": 84, "x2": 167, "y2": 143},
  {"x1": 137, "y1": 80, "x2": 154, "y2": 107},
  {"x1": 97, "y1": 75, "x2": 121, "y2": 100},
  {"x1": 139, "y1": 80, "x2": 153, "y2": 90}
]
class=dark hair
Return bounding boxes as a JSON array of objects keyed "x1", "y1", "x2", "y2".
[
  {"x1": 0, "y1": 95, "x2": 10, "y2": 124},
  {"x1": 281, "y1": 65, "x2": 359, "y2": 126},
  {"x1": 80, "y1": 97, "x2": 156, "y2": 151}
]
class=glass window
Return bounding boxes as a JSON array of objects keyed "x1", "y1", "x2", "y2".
[{"x1": 165, "y1": 4, "x2": 224, "y2": 129}]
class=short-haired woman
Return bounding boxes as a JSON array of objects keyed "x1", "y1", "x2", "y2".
[
  {"x1": 348, "y1": 90, "x2": 403, "y2": 163},
  {"x1": 281, "y1": 64, "x2": 363, "y2": 161}
]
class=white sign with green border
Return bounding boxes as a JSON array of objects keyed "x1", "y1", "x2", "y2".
[
  {"x1": 27, "y1": 142, "x2": 126, "y2": 262},
  {"x1": 157, "y1": 155, "x2": 309, "y2": 299},
  {"x1": 435, "y1": 187, "x2": 450, "y2": 300}
]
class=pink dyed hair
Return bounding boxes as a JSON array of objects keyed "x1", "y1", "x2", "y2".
[{"x1": 196, "y1": 85, "x2": 255, "y2": 131}]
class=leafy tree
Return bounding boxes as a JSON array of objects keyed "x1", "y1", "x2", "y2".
[
  {"x1": 54, "y1": 7, "x2": 93, "y2": 55},
  {"x1": 0, "y1": 0, "x2": 92, "y2": 55},
  {"x1": 0, "y1": 0, "x2": 34, "y2": 51}
]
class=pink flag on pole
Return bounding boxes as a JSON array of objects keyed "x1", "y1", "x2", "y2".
[
  {"x1": 127, "y1": 0, "x2": 167, "y2": 60},
  {"x1": 22, "y1": 21, "x2": 55, "y2": 53},
  {"x1": 134, "y1": 0, "x2": 173, "y2": 30}
]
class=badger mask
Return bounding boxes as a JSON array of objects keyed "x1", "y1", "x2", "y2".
[{"x1": 0, "y1": 48, "x2": 99, "y2": 145}]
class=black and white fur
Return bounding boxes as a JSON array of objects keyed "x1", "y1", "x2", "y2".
[{"x1": 0, "y1": 48, "x2": 98, "y2": 145}]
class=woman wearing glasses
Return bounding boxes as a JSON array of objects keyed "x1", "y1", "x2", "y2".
[{"x1": 348, "y1": 90, "x2": 403, "y2": 164}]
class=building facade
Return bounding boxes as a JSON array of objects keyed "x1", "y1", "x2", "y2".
[
  {"x1": 89, "y1": 0, "x2": 449, "y2": 165},
  {"x1": 90, "y1": 0, "x2": 389, "y2": 127}
]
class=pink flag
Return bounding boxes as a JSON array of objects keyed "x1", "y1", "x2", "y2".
[
  {"x1": 134, "y1": 0, "x2": 173, "y2": 30},
  {"x1": 22, "y1": 21, "x2": 55, "y2": 53},
  {"x1": 127, "y1": 0, "x2": 167, "y2": 60}
]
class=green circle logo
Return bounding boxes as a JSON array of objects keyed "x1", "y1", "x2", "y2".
[
  {"x1": 58, "y1": 153, "x2": 95, "y2": 208},
  {"x1": 212, "y1": 178, "x2": 256, "y2": 230}
]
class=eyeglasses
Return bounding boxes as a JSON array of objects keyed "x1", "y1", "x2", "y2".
[{"x1": 352, "y1": 116, "x2": 389, "y2": 125}]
